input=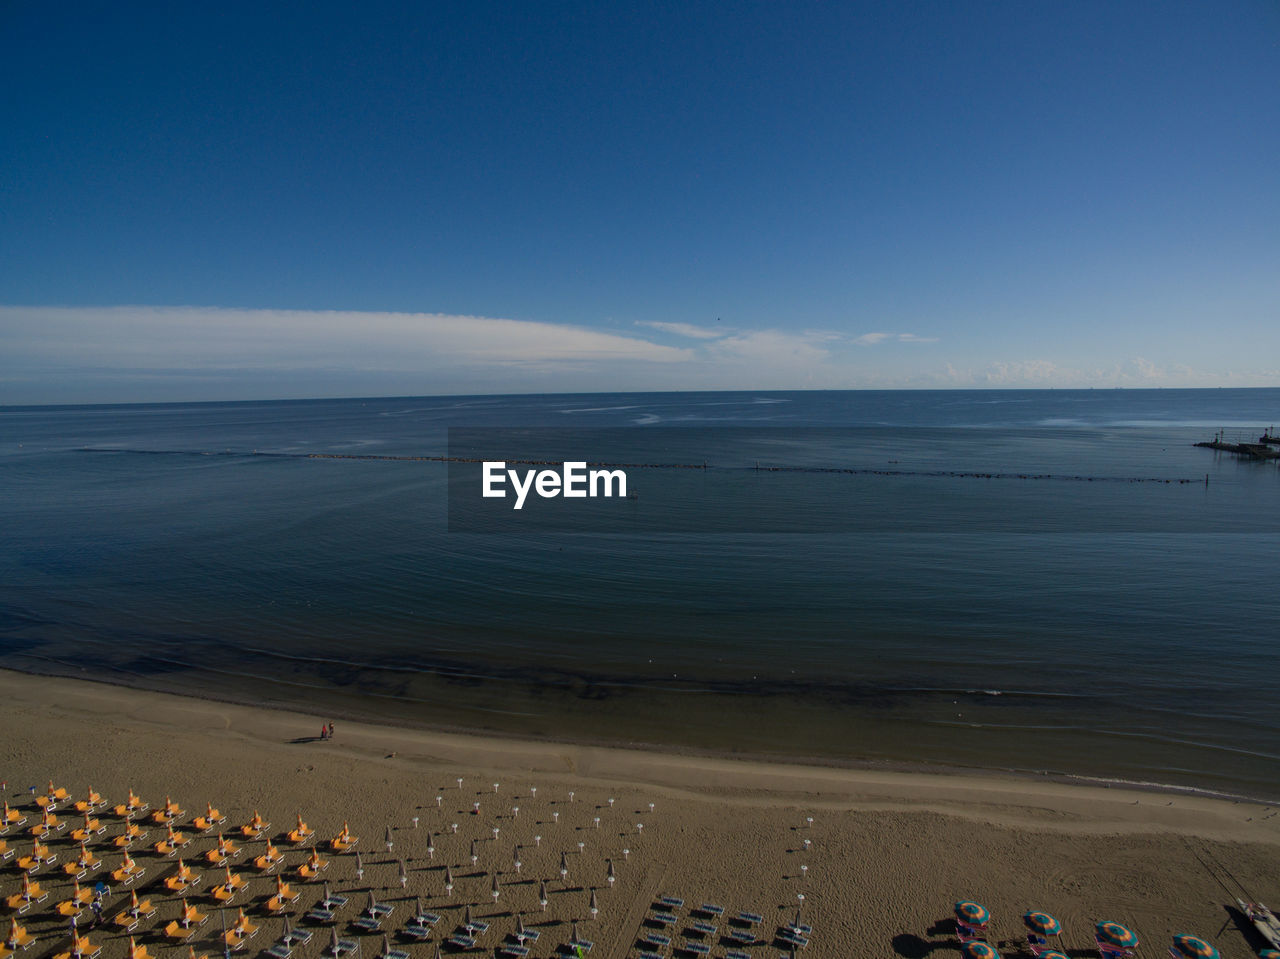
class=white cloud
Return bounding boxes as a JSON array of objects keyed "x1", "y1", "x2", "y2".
[
  {"x1": 1, "y1": 305, "x2": 692, "y2": 371},
  {"x1": 854, "y1": 331, "x2": 937, "y2": 345},
  {"x1": 708, "y1": 330, "x2": 832, "y2": 365},
  {"x1": 635, "y1": 320, "x2": 728, "y2": 340}
]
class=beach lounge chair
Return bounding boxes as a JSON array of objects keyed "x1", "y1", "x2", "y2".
[
  {"x1": 67, "y1": 842, "x2": 98, "y2": 874},
  {"x1": 164, "y1": 859, "x2": 200, "y2": 892},
  {"x1": 3, "y1": 802, "x2": 27, "y2": 830},
  {"x1": 660, "y1": 896, "x2": 685, "y2": 910},
  {"x1": 651, "y1": 912, "x2": 678, "y2": 927},
  {"x1": 241, "y1": 811, "x2": 269, "y2": 839},
  {"x1": 70, "y1": 812, "x2": 104, "y2": 843},
  {"x1": 74, "y1": 788, "x2": 104, "y2": 813},
  {"x1": 690, "y1": 920, "x2": 717, "y2": 937},
  {"x1": 255, "y1": 843, "x2": 284, "y2": 871},
  {"x1": 192, "y1": 803, "x2": 225, "y2": 832},
  {"x1": 298, "y1": 849, "x2": 329, "y2": 879},
  {"x1": 30, "y1": 808, "x2": 61, "y2": 837},
  {"x1": 329, "y1": 822, "x2": 358, "y2": 852},
  {"x1": 222, "y1": 929, "x2": 247, "y2": 951},
  {"x1": 499, "y1": 945, "x2": 527, "y2": 958},
  {"x1": 726, "y1": 951, "x2": 753, "y2": 959},
  {"x1": 128, "y1": 892, "x2": 155, "y2": 919},
  {"x1": 681, "y1": 941, "x2": 709, "y2": 956},
  {"x1": 288, "y1": 814, "x2": 314, "y2": 844},
  {"x1": 329, "y1": 930, "x2": 358, "y2": 957},
  {"x1": 182, "y1": 901, "x2": 207, "y2": 927},
  {"x1": 50, "y1": 935, "x2": 102, "y2": 959},
  {"x1": 151, "y1": 797, "x2": 184, "y2": 824},
  {"x1": 234, "y1": 909, "x2": 259, "y2": 939},
  {"x1": 57, "y1": 892, "x2": 83, "y2": 918},
  {"x1": 6, "y1": 919, "x2": 36, "y2": 951},
  {"x1": 113, "y1": 791, "x2": 147, "y2": 817},
  {"x1": 164, "y1": 922, "x2": 196, "y2": 943},
  {"x1": 267, "y1": 876, "x2": 301, "y2": 912},
  {"x1": 698, "y1": 904, "x2": 725, "y2": 918},
  {"x1": 320, "y1": 885, "x2": 349, "y2": 911},
  {"x1": 265, "y1": 944, "x2": 292, "y2": 959},
  {"x1": 213, "y1": 867, "x2": 244, "y2": 902},
  {"x1": 36, "y1": 781, "x2": 69, "y2": 810},
  {"x1": 111, "y1": 851, "x2": 144, "y2": 885},
  {"x1": 447, "y1": 934, "x2": 476, "y2": 950},
  {"x1": 306, "y1": 905, "x2": 336, "y2": 924},
  {"x1": 642, "y1": 932, "x2": 672, "y2": 949}
]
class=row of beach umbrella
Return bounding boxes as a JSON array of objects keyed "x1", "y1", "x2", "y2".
[{"x1": 955, "y1": 901, "x2": 1226, "y2": 959}]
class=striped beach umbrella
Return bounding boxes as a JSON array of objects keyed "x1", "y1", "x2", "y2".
[
  {"x1": 1257, "y1": 951, "x2": 1279, "y2": 959},
  {"x1": 1170, "y1": 936, "x2": 1218, "y2": 959},
  {"x1": 956, "y1": 901, "x2": 991, "y2": 926},
  {"x1": 1040, "y1": 952, "x2": 1071, "y2": 959},
  {"x1": 1024, "y1": 911, "x2": 1062, "y2": 936},
  {"x1": 1096, "y1": 921, "x2": 1140, "y2": 949},
  {"x1": 963, "y1": 941, "x2": 1000, "y2": 959}
]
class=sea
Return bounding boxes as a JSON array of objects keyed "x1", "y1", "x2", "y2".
[{"x1": 3, "y1": 389, "x2": 1278, "y2": 800}]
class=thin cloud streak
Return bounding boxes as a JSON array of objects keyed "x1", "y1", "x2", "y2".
[{"x1": 1, "y1": 305, "x2": 1274, "y2": 404}]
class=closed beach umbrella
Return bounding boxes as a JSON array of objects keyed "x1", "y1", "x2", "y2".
[
  {"x1": 1096, "y1": 922, "x2": 1140, "y2": 949},
  {"x1": 539, "y1": 880, "x2": 548, "y2": 910},
  {"x1": 956, "y1": 902, "x2": 991, "y2": 926},
  {"x1": 1024, "y1": 911, "x2": 1062, "y2": 936},
  {"x1": 963, "y1": 943, "x2": 1000, "y2": 959},
  {"x1": 1171, "y1": 936, "x2": 1218, "y2": 959}
]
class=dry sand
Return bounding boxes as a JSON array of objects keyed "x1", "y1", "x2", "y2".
[{"x1": 2, "y1": 670, "x2": 1277, "y2": 959}]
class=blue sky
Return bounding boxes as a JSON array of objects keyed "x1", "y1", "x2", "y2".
[{"x1": 2, "y1": 1, "x2": 1278, "y2": 402}]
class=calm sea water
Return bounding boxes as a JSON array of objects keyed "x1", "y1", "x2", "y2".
[{"x1": 3, "y1": 389, "x2": 1278, "y2": 798}]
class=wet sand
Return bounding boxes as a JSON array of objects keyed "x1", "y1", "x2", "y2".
[{"x1": 2, "y1": 670, "x2": 1278, "y2": 959}]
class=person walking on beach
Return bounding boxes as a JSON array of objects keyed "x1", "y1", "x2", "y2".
[
  {"x1": 328, "y1": 722, "x2": 335, "y2": 739},
  {"x1": 320, "y1": 724, "x2": 328, "y2": 740}
]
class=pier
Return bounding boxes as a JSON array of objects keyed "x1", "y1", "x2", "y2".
[{"x1": 1195, "y1": 429, "x2": 1280, "y2": 460}]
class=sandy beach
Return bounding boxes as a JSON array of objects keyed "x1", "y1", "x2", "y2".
[{"x1": 2, "y1": 670, "x2": 1277, "y2": 959}]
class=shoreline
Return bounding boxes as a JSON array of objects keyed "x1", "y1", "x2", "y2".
[
  {"x1": 4, "y1": 655, "x2": 1278, "y2": 807},
  {"x1": 4, "y1": 668, "x2": 1279, "y2": 833}
]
